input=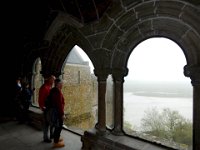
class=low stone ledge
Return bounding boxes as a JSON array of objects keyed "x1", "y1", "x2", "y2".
[
  {"x1": 28, "y1": 106, "x2": 43, "y2": 130},
  {"x1": 81, "y1": 128, "x2": 177, "y2": 150}
]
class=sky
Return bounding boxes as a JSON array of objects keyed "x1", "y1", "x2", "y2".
[
  {"x1": 74, "y1": 37, "x2": 190, "y2": 82},
  {"x1": 125, "y1": 37, "x2": 189, "y2": 82},
  {"x1": 73, "y1": 45, "x2": 94, "y2": 73}
]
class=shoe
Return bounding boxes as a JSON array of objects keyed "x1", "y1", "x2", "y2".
[
  {"x1": 59, "y1": 138, "x2": 63, "y2": 142},
  {"x1": 53, "y1": 141, "x2": 65, "y2": 148},
  {"x1": 43, "y1": 139, "x2": 52, "y2": 143}
]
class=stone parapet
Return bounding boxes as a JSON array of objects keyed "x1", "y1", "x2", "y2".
[{"x1": 81, "y1": 129, "x2": 176, "y2": 150}]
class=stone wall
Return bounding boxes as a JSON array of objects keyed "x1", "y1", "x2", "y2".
[
  {"x1": 62, "y1": 63, "x2": 97, "y2": 130},
  {"x1": 32, "y1": 60, "x2": 116, "y2": 131}
]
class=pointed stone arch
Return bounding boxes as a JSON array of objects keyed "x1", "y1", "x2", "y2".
[
  {"x1": 59, "y1": 44, "x2": 98, "y2": 131},
  {"x1": 42, "y1": 23, "x2": 96, "y2": 77}
]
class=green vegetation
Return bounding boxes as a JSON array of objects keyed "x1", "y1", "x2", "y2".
[
  {"x1": 124, "y1": 121, "x2": 134, "y2": 132},
  {"x1": 141, "y1": 107, "x2": 192, "y2": 148}
]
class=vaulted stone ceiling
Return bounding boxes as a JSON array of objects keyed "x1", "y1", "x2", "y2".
[
  {"x1": 19, "y1": 0, "x2": 112, "y2": 77},
  {"x1": 18, "y1": 0, "x2": 200, "y2": 78},
  {"x1": 23, "y1": 0, "x2": 112, "y2": 43},
  {"x1": 48, "y1": 0, "x2": 112, "y2": 23},
  {"x1": 22, "y1": 0, "x2": 200, "y2": 45}
]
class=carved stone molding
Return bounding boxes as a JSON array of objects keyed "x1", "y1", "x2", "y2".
[
  {"x1": 112, "y1": 68, "x2": 129, "y2": 82},
  {"x1": 94, "y1": 68, "x2": 110, "y2": 81},
  {"x1": 184, "y1": 65, "x2": 200, "y2": 86}
]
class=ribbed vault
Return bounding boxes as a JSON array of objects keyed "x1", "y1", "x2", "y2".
[{"x1": 21, "y1": 0, "x2": 200, "y2": 78}]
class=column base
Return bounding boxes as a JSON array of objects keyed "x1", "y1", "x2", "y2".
[
  {"x1": 95, "y1": 123, "x2": 107, "y2": 135},
  {"x1": 111, "y1": 127, "x2": 124, "y2": 136}
]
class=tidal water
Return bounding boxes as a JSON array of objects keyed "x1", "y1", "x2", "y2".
[{"x1": 124, "y1": 92, "x2": 193, "y2": 131}]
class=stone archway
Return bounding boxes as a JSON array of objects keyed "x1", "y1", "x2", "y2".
[
  {"x1": 108, "y1": 1, "x2": 200, "y2": 149},
  {"x1": 60, "y1": 45, "x2": 97, "y2": 131},
  {"x1": 41, "y1": 23, "x2": 96, "y2": 77},
  {"x1": 123, "y1": 37, "x2": 193, "y2": 148},
  {"x1": 32, "y1": 1, "x2": 199, "y2": 149},
  {"x1": 110, "y1": 1, "x2": 200, "y2": 68}
]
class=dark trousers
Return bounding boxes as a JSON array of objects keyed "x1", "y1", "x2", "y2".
[
  {"x1": 43, "y1": 109, "x2": 54, "y2": 140},
  {"x1": 53, "y1": 118, "x2": 63, "y2": 143}
]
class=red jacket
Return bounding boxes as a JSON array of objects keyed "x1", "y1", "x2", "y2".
[
  {"x1": 38, "y1": 83, "x2": 52, "y2": 111},
  {"x1": 50, "y1": 87, "x2": 65, "y2": 117}
]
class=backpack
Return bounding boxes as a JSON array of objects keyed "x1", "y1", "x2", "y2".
[
  {"x1": 44, "y1": 94, "x2": 53, "y2": 109},
  {"x1": 44, "y1": 87, "x2": 57, "y2": 109}
]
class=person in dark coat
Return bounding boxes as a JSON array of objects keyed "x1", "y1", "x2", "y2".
[
  {"x1": 38, "y1": 75, "x2": 56, "y2": 143},
  {"x1": 21, "y1": 82, "x2": 34, "y2": 123},
  {"x1": 49, "y1": 78, "x2": 65, "y2": 148},
  {"x1": 14, "y1": 77, "x2": 23, "y2": 122}
]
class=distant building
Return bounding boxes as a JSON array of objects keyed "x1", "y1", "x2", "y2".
[{"x1": 32, "y1": 48, "x2": 98, "y2": 130}]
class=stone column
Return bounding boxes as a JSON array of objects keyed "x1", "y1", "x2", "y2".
[
  {"x1": 112, "y1": 68, "x2": 128, "y2": 135},
  {"x1": 94, "y1": 69, "x2": 109, "y2": 134},
  {"x1": 31, "y1": 71, "x2": 36, "y2": 104},
  {"x1": 184, "y1": 65, "x2": 200, "y2": 150}
]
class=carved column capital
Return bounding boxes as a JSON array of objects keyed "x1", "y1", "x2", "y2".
[
  {"x1": 184, "y1": 65, "x2": 200, "y2": 86},
  {"x1": 112, "y1": 68, "x2": 128, "y2": 82},
  {"x1": 94, "y1": 68, "x2": 110, "y2": 81}
]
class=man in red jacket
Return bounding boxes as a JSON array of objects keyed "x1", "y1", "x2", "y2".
[
  {"x1": 38, "y1": 75, "x2": 55, "y2": 143},
  {"x1": 50, "y1": 78, "x2": 65, "y2": 148}
]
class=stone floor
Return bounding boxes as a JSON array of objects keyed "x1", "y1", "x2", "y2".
[{"x1": 0, "y1": 121, "x2": 82, "y2": 150}]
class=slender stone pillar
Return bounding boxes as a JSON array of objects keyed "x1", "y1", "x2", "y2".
[
  {"x1": 184, "y1": 65, "x2": 200, "y2": 150},
  {"x1": 31, "y1": 71, "x2": 37, "y2": 104},
  {"x1": 94, "y1": 69, "x2": 109, "y2": 134},
  {"x1": 112, "y1": 68, "x2": 128, "y2": 135}
]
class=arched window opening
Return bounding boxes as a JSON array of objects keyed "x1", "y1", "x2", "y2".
[
  {"x1": 124, "y1": 38, "x2": 193, "y2": 149},
  {"x1": 62, "y1": 45, "x2": 97, "y2": 133},
  {"x1": 32, "y1": 58, "x2": 44, "y2": 106}
]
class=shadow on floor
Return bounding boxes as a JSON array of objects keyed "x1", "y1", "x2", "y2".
[{"x1": 0, "y1": 120, "x2": 82, "y2": 150}]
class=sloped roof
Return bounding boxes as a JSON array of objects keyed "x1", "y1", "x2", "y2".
[{"x1": 65, "y1": 47, "x2": 89, "y2": 65}]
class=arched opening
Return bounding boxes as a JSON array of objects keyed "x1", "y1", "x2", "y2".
[
  {"x1": 124, "y1": 37, "x2": 193, "y2": 149},
  {"x1": 31, "y1": 57, "x2": 44, "y2": 106},
  {"x1": 61, "y1": 45, "x2": 97, "y2": 133}
]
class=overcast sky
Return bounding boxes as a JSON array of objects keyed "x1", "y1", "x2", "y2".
[
  {"x1": 74, "y1": 45, "x2": 94, "y2": 73},
  {"x1": 125, "y1": 37, "x2": 189, "y2": 82},
  {"x1": 75, "y1": 37, "x2": 190, "y2": 82}
]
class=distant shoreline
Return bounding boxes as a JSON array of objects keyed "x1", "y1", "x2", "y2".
[
  {"x1": 124, "y1": 80, "x2": 192, "y2": 98},
  {"x1": 131, "y1": 91, "x2": 191, "y2": 98}
]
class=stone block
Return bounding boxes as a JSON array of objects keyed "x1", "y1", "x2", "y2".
[
  {"x1": 87, "y1": 32, "x2": 107, "y2": 49},
  {"x1": 102, "y1": 25, "x2": 123, "y2": 50},
  {"x1": 81, "y1": 16, "x2": 113, "y2": 36},
  {"x1": 116, "y1": 10, "x2": 136, "y2": 27},
  {"x1": 135, "y1": 1, "x2": 155, "y2": 19},
  {"x1": 119, "y1": 16, "x2": 137, "y2": 32},
  {"x1": 180, "y1": 5, "x2": 200, "y2": 34},
  {"x1": 156, "y1": 1, "x2": 183, "y2": 18},
  {"x1": 122, "y1": 0, "x2": 142, "y2": 10},
  {"x1": 106, "y1": 2, "x2": 125, "y2": 20},
  {"x1": 153, "y1": 18, "x2": 188, "y2": 37},
  {"x1": 93, "y1": 16, "x2": 113, "y2": 33}
]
